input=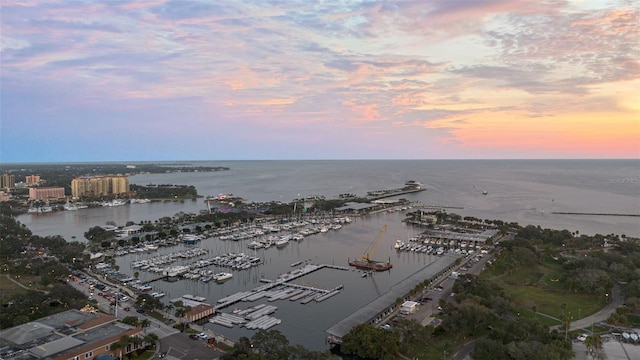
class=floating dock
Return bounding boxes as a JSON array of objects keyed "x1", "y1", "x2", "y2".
[
  {"x1": 215, "y1": 264, "x2": 343, "y2": 309},
  {"x1": 209, "y1": 263, "x2": 347, "y2": 331}
]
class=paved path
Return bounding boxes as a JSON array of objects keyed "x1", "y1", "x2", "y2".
[
  {"x1": 568, "y1": 285, "x2": 622, "y2": 331},
  {"x1": 5, "y1": 274, "x2": 31, "y2": 290},
  {"x1": 5, "y1": 274, "x2": 51, "y2": 294},
  {"x1": 549, "y1": 285, "x2": 623, "y2": 332}
]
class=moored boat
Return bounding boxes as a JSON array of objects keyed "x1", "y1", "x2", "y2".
[{"x1": 215, "y1": 272, "x2": 233, "y2": 283}]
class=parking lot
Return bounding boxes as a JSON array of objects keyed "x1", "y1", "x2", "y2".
[{"x1": 158, "y1": 332, "x2": 225, "y2": 360}]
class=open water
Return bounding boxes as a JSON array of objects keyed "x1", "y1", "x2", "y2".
[{"x1": 14, "y1": 160, "x2": 640, "y2": 349}]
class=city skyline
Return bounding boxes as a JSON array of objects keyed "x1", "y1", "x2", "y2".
[{"x1": 1, "y1": 0, "x2": 639, "y2": 162}]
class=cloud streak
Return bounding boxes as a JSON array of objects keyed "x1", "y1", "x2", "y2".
[{"x1": 1, "y1": 0, "x2": 638, "y2": 161}]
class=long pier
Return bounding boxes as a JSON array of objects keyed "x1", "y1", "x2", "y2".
[
  {"x1": 215, "y1": 264, "x2": 346, "y2": 309},
  {"x1": 326, "y1": 253, "x2": 461, "y2": 342},
  {"x1": 366, "y1": 187, "x2": 425, "y2": 201}
]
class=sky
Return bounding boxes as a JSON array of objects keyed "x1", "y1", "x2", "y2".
[{"x1": 1, "y1": 0, "x2": 639, "y2": 162}]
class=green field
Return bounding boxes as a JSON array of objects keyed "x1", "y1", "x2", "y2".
[
  {"x1": 0, "y1": 274, "x2": 42, "y2": 300},
  {"x1": 491, "y1": 261, "x2": 602, "y2": 321}
]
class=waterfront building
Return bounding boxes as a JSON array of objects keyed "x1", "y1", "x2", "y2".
[
  {"x1": 185, "y1": 304, "x2": 216, "y2": 322},
  {"x1": 29, "y1": 186, "x2": 65, "y2": 200},
  {"x1": 0, "y1": 309, "x2": 143, "y2": 360},
  {"x1": 1, "y1": 173, "x2": 16, "y2": 190},
  {"x1": 26, "y1": 175, "x2": 41, "y2": 183},
  {"x1": 71, "y1": 175, "x2": 129, "y2": 198}
]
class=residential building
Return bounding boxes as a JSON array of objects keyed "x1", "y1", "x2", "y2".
[
  {"x1": 26, "y1": 175, "x2": 41, "y2": 183},
  {"x1": 29, "y1": 187, "x2": 65, "y2": 200},
  {"x1": 1, "y1": 173, "x2": 16, "y2": 190},
  {"x1": 0, "y1": 309, "x2": 143, "y2": 360},
  {"x1": 0, "y1": 191, "x2": 10, "y2": 202},
  {"x1": 71, "y1": 175, "x2": 129, "y2": 198}
]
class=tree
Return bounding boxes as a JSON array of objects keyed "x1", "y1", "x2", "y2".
[
  {"x1": 143, "y1": 333, "x2": 159, "y2": 349},
  {"x1": 585, "y1": 334, "x2": 604, "y2": 359},
  {"x1": 122, "y1": 316, "x2": 140, "y2": 327},
  {"x1": 251, "y1": 329, "x2": 289, "y2": 358},
  {"x1": 561, "y1": 315, "x2": 571, "y2": 341},
  {"x1": 341, "y1": 323, "x2": 399, "y2": 360},
  {"x1": 175, "y1": 305, "x2": 191, "y2": 319}
]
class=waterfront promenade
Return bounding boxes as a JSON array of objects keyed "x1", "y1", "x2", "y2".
[{"x1": 326, "y1": 252, "x2": 461, "y2": 341}]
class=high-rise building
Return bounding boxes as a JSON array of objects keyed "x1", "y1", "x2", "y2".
[
  {"x1": 71, "y1": 175, "x2": 129, "y2": 198},
  {"x1": 25, "y1": 175, "x2": 41, "y2": 183},
  {"x1": 1, "y1": 173, "x2": 15, "y2": 190},
  {"x1": 29, "y1": 187, "x2": 65, "y2": 200}
]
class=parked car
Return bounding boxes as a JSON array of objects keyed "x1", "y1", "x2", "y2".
[
  {"x1": 197, "y1": 332, "x2": 208, "y2": 340},
  {"x1": 124, "y1": 307, "x2": 130, "y2": 312},
  {"x1": 189, "y1": 334, "x2": 199, "y2": 340}
]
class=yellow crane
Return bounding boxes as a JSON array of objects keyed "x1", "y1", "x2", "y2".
[{"x1": 361, "y1": 224, "x2": 387, "y2": 262}]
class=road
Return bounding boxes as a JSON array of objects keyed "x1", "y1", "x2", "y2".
[
  {"x1": 66, "y1": 272, "x2": 180, "y2": 339},
  {"x1": 568, "y1": 285, "x2": 623, "y2": 331},
  {"x1": 547, "y1": 285, "x2": 624, "y2": 333}
]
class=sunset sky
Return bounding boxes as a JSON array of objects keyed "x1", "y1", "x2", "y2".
[{"x1": 1, "y1": 0, "x2": 639, "y2": 162}]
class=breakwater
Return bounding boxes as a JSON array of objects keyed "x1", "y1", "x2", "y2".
[{"x1": 552, "y1": 212, "x2": 640, "y2": 217}]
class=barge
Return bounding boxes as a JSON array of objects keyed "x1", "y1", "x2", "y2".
[{"x1": 348, "y1": 259, "x2": 393, "y2": 272}]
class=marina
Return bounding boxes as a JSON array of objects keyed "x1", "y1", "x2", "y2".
[
  {"x1": 15, "y1": 160, "x2": 639, "y2": 350},
  {"x1": 213, "y1": 263, "x2": 346, "y2": 310},
  {"x1": 202, "y1": 264, "x2": 348, "y2": 332}
]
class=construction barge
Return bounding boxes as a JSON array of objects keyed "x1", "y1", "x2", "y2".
[
  {"x1": 348, "y1": 259, "x2": 393, "y2": 271},
  {"x1": 349, "y1": 224, "x2": 393, "y2": 271}
]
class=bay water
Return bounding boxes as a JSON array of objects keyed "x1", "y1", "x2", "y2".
[{"x1": 15, "y1": 160, "x2": 640, "y2": 349}]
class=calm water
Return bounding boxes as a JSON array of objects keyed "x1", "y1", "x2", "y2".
[
  {"x1": 19, "y1": 160, "x2": 640, "y2": 240},
  {"x1": 15, "y1": 160, "x2": 640, "y2": 349}
]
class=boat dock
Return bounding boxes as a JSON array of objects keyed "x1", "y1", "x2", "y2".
[
  {"x1": 210, "y1": 264, "x2": 347, "y2": 331},
  {"x1": 215, "y1": 263, "x2": 344, "y2": 309},
  {"x1": 326, "y1": 253, "x2": 461, "y2": 342}
]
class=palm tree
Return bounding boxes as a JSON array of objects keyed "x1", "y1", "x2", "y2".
[
  {"x1": 591, "y1": 334, "x2": 603, "y2": 359},
  {"x1": 110, "y1": 340, "x2": 124, "y2": 358},
  {"x1": 143, "y1": 333, "x2": 159, "y2": 349},
  {"x1": 165, "y1": 303, "x2": 174, "y2": 316},
  {"x1": 562, "y1": 315, "x2": 571, "y2": 341},
  {"x1": 140, "y1": 318, "x2": 151, "y2": 328},
  {"x1": 584, "y1": 335, "x2": 594, "y2": 357}
]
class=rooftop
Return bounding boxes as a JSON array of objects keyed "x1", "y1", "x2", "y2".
[{"x1": 0, "y1": 310, "x2": 138, "y2": 360}]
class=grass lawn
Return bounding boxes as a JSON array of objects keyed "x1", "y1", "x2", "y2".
[
  {"x1": 134, "y1": 350, "x2": 156, "y2": 360},
  {"x1": 400, "y1": 332, "x2": 462, "y2": 360},
  {"x1": 0, "y1": 274, "x2": 43, "y2": 300},
  {"x1": 149, "y1": 310, "x2": 165, "y2": 322},
  {"x1": 493, "y1": 262, "x2": 602, "y2": 321},
  {"x1": 518, "y1": 311, "x2": 562, "y2": 326},
  {"x1": 0, "y1": 275, "x2": 28, "y2": 299}
]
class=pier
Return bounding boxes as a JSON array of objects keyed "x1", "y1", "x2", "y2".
[
  {"x1": 209, "y1": 264, "x2": 347, "y2": 331},
  {"x1": 366, "y1": 187, "x2": 425, "y2": 201},
  {"x1": 215, "y1": 264, "x2": 345, "y2": 309},
  {"x1": 326, "y1": 253, "x2": 461, "y2": 342}
]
